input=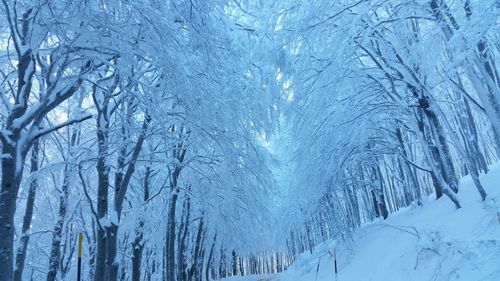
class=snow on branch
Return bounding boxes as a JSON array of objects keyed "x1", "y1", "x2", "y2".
[{"x1": 30, "y1": 113, "x2": 93, "y2": 141}]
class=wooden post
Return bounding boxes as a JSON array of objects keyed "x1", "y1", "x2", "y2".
[
  {"x1": 314, "y1": 257, "x2": 321, "y2": 281},
  {"x1": 77, "y1": 232, "x2": 83, "y2": 281},
  {"x1": 333, "y1": 248, "x2": 337, "y2": 281},
  {"x1": 497, "y1": 212, "x2": 500, "y2": 225}
]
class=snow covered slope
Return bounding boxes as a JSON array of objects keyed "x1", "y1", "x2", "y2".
[
  {"x1": 221, "y1": 275, "x2": 275, "y2": 281},
  {"x1": 275, "y1": 163, "x2": 500, "y2": 281},
  {"x1": 228, "y1": 163, "x2": 500, "y2": 281}
]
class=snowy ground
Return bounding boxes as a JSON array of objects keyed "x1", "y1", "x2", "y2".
[
  {"x1": 226, "y1": 163, "x2": 500, "y2": 281},
  {"x1": 221, "y1": 275, "x2": 275, "y2": 281}
]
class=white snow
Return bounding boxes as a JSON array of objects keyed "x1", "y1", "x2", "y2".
[
  {"x1": 109, "y1": 209, "x2": 119, "y2": 226},
  {"x1": 226, "y1": 163, "x2": 500, "y2": 281},
  {"x1": 99, "y1": 210, "x2": 119, "y2": 228},
  {"x1": 222, "y1": 275, "x2": 275, "y2": 281}
]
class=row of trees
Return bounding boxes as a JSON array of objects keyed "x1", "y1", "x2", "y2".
[
  {"x1": 1, "y1": 0, "x2": 499, "y2": 280},
  {"x1": 273, "y1": 0, "x2": 499, "y2": 255},
  {"x1": 0, "y1": 1, "x2": 282, "y2": 281}
]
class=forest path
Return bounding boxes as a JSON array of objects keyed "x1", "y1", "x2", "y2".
[{"x1": 222, "y1": 274, "x2": 276, "y2": 281}]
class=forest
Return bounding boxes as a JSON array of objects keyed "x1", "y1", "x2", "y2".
[{"x1": 0, "y1": 0, "x2": 498, "y2": 281}]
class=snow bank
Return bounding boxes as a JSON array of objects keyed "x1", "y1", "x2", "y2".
[
  {"x1": 222, "y1": 274, "x2": 276, "y2": 281},
  {"x1": 230, "y1": 163, "x2": 500, "y2": 281}
]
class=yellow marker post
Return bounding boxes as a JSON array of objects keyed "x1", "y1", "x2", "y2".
[{"x1": 77, "y1": 232, "x2": 83, "y2": 281}]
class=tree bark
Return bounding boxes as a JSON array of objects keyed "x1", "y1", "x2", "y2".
[
  {"x1": 205, "y1": 234, "x2": 216, "y2": 281},
  {"x1": 46, "y1": 167, "x2": 72, "y2": 281},
  {"x1": 131, "y1": 223, "x2": 144, "y2": 281},
  {"x1": 107, "y1": 114, "x2": 150, "y2": 281},
  {"x1": 0, "y1": 40, "x2": 35, "y2": 281},
  {"x1": 131, "y1": 165, "x2": 151, "y2": 281},
  {"x1": 177, "y1": 196, "x2": 191, "y2": 281},
  {"x1": 187, "y1": 217, "x2": 204, "y2": 281},
  {"x1": 0, "y1": 139, "x2": 25, "y2": 281},
  {"x1": 13, "y1": 139, "x2": 39, "y2": 281},
  {"x1": 95, "y1": 108, "x2": 110, "y2": 281},
  {"x1": 47, "y1": 125, "x2": 80, "y2": 281},
  {"x1": 166, "y1": 188, "x2": 179, "y2": 281}
]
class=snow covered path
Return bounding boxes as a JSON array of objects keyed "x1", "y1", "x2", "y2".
[
  {"x1": 225, "y1": 163, "x2": 500, "y2": 281},
  {"x1": 221, "y1": 275, "x2": 276, "y2": 281}
]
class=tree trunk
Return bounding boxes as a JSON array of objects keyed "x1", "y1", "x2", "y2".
[
  {"x1": 0, "y1": 142, "x2": 23, "y2": 281},
  {"x1": 46, "y1": 167, "x2": 72, "y2": 281},
  {"x1": 177, "y1": 196, "x2": 191, "y2": 281},
  {"x1": 13, "y1": 139, "x2": 39, "y2": 281},
  {"x1": 131, "y1": 222, "x2": 144, "y2": 281},
  {"x1": 166, "y1": 130, "x2": 187, "y2": 281},
  {"x1": 205, "y1": 234, "x2": 216, "y2": 281},
  {"x1": 166, "y1": 189, "x2": 179, "y2": 281},
  {"x1": 131, "y1": 165, "x2": 151, "y2": 281},
  {"x1": 106, "y1": 224, "x2": 119, "y2": 281},
  {"x1": 395, "y1": 128, "x2": 422, "y2": 205},
  {"x1": 95, "y1": 111, "x2": 110, "y2": 281},
  {"x1": 187, "y1": 217, "x2": 204, "y2": 281},
  {"x1": 424, "y1": 104, "x2": 459, "y2": 193},
  {"x1": 231, "y1": 250, "x2": 238, "y2": 277},
  {"x1": 107, "y1": 114, "x2": 149, "y2": 281},
  {"x1": 376, "y1": 166, "x2": 389, "y2": 219}
]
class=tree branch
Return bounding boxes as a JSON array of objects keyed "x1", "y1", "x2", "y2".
[
  {"x1": 398, "y1": 152, "x2": 432, "y2": 173},
  {"x1": 1, "y1": 0, "x2": 21, "y2": 56},
  {"x1": 31, "y1": 114, "x2": 92, "y2": 141},
  {"x1": 78, "y1": 164, "x2": 104, "y2": 232}
]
